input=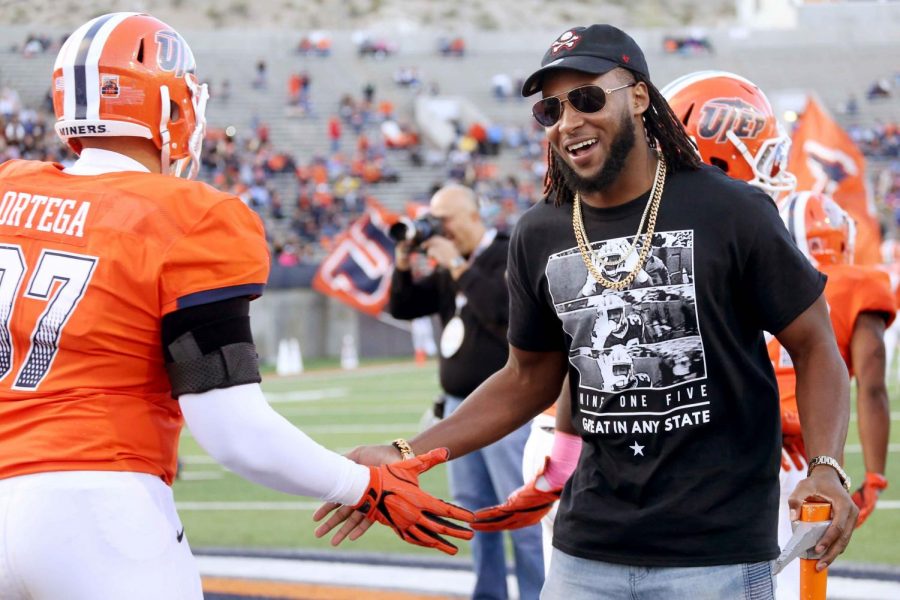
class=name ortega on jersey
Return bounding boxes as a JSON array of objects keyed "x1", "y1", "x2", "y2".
[{"x1": 0, "y1": 190, "x2": 91, "y2": 238}]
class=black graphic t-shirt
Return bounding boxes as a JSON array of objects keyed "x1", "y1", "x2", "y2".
[{"x1": 507, "y1": 165, "x2": 826, "y2": 567}]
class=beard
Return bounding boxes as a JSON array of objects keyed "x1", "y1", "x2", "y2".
[{"x1": 554, "y1": 110, "x2": 637, "y2": 195}]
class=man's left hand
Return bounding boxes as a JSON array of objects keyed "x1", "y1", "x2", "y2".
[
  {"x1": 787, "y1": 467, "x2": 859, "y2": 572},
  {"x1": 421, "y1": 236, "x2": 461, "y2": 270}
]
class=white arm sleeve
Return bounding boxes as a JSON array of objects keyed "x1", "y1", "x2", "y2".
[{"x1": 180, "y1": 382, "x2": 370, "y2": 506}]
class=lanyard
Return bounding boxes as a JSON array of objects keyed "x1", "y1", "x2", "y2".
[{"x1": 454, "y1": 228, "x2": 497, "y2": 314}]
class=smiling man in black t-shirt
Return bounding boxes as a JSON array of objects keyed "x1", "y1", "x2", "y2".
[{"x1": 314, "y1": 24, "x2": 858, "y2": 600}]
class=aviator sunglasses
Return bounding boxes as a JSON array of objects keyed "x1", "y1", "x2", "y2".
[{"x1": 532, "y1": 82, "x2": 636, "y2": 127}]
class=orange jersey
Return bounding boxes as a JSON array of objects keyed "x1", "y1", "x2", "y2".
[
  {"x1": 0, "y1": 159, "x2": 269, "y2": 484},
  {"x1": 768, "y1": 263, "x2": 895, "y2": 432}
]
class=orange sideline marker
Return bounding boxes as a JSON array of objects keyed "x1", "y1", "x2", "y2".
[{"x1": 799, "y1": 502, "x2": 831, "y2": 600}]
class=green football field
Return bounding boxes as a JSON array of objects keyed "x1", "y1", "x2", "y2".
[{"x1": 174, "y1": 359, "x2": 900, "y2": 566}]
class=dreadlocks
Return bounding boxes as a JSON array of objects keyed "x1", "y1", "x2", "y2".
[{"x1": 543, "y1": 71, "x2": 703, "y2": 206}]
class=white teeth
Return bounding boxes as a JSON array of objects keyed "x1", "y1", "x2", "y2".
[{"x1": 567, "y1": 139, "x2": 597, "y2": 153}]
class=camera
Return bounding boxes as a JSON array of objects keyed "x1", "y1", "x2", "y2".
[{"x1": 388, "y1": 214, "x2": 444, "y2": 246}]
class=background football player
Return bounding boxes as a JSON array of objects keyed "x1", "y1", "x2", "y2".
[
  {"x1": 663, "y1": 70, "x2": 894, "y2": 600},
  {"x1": 0, "y1": 13, "x2": 471, "y2": 600}
]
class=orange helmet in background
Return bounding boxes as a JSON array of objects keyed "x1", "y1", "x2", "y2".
[
  {"x1": 779, "y1": 191, "x2": 856, "y2": 266},
  {"x1": 661, "y1": 70, "x2": 796, "y2": 197},
  {"x1": 52, "y1": 12, "x2": 208, "y2": 178}
]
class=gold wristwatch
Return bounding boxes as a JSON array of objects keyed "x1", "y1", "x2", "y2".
[
  {"x1": 391, "y1": 438, "x2": 415, "y2": 460},
  {"x1": 807, "y1": 455, "x2": 851, "y2": 492}
]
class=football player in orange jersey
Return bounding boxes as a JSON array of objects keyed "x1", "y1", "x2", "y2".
[
  {"x1": 0, "y1": 13, "x2": 471, "y2": 600},
  {"x1": 662, "y1": 70, "x2": 894, "y2": 599},
  {"x1": 778, "y1": 192, "x2": 894, "y2": 525}
]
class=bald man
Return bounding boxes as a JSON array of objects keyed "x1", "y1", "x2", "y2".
[{"x1": 389, "y1": 185, "x2": 545, "y2": 600}]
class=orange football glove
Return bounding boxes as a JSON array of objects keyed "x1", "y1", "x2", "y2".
[
  {"x1": 781, "y1": 434, "x2": 807, "y2": 472},
  {"x1": 472, "y1": 458, "x2": 561, "y2": 532},
  {"x1": 354, "y1": 447, "x2": 474, "y2": 555},
  {"x1": 851, "y1": 472, "x2": 888, "y2": 528}
]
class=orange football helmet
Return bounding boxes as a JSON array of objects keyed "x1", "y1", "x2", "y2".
[
  {"x1": 52, "y1": 12, "x2": 208, "y2": 178},
  {"x1": 779, "y1": 191, "x2": 856, "y2": 266},
  {"x1": 662, "y1": 70, "x2": 795, "y2": 197}
]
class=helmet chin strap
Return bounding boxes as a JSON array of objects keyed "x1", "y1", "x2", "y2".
[
  {"x1": 158, "y1": 78, "x2": 208, "y2": 179},
  {"x1": 159, "y1": 84, "x2": 172, "y2": 175},
  {"x1": 726, "y1": 129, "x2": 796, "y2": 198},
  {"x1": 183, "y1": 75, "x2": 209, "y2": 180}
]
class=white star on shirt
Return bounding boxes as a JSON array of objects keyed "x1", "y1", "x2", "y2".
[{"x1": 629, "y1": 441, "x2": 645, "y2": 456}]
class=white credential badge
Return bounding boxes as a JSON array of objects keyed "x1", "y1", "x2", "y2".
[{"x1": 440, "y1": 315, "x2": 465, "y2": 358}]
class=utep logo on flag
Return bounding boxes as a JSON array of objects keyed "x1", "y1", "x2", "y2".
[
  {"x1": 313, "y1": 201, "x2": 396, "y2": 315},
  {"x1": 788, "y1": 95, "x2": 880, "y2": 264}
]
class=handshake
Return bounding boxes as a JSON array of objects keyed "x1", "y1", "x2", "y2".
[{"x1": 314, "y1": 447, "x2": 561, "y2": 555}]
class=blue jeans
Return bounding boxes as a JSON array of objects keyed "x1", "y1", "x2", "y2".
[
  {"x1": 541, "y1": 548, "x2": 775, "y2": 600},
  {"x1": 445, "y1": 395, "x2": 544, "y2": 600}
]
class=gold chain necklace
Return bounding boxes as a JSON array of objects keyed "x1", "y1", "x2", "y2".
[{"x1": 573, "y1": 156, "x2": 667, "y2": 292}]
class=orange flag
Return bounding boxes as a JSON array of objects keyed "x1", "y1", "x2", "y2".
[
  {"x1": 788, "y1": 96, "x2": 881, "y2": 264},
  {"x1": 312, "y1": 199, "x2": 398, "y2": 316}
]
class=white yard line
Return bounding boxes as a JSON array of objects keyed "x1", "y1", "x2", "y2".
[
  {"x1": 178, "y1": 501, "x2": 320, "y2": 511},
  {"x1": 178, "y1": 471, "x2": 224, "y2": 481},
  {"x1": 276, "y1": 405, "x2": 425, "y2": 417},
  {"x1": 300, "y1": 423, "x2": 420, "y2": 434},
  {"x1": 196, "y1": 555, "x2": 900, "y2": 600},
  {"x1": 177, "y1": 499, "x2": 900, "y2": 511},
  {"x1": 844, "y1": 443, "x2": 900, "y2": 454},
  {"x1": 264, "y1": 389, "x2": 349, "y2": 403},
  {"x1": 179, "y1": 455, "x2": 218, "y2": 465},
  {"x1": 850, "y1": 412, "x2": 900, "y2": 422}
]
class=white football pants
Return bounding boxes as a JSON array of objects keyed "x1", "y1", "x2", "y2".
[
  {"x1": 776, "y1": 451, "x2": 807, "y2": 600},
  {"x1": 0, "y1": 470, "x2": 202, "y2": 599},
  {"x1": 522, "y1": 413, "x2": 557, "y2": 575}
]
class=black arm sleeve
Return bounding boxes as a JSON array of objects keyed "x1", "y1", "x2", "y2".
[
  {"x1": 161, "y1": 297, "x2": 261, "y2": 397},
  {"x1": 161, "y1": 297, "x2": 254, "y2": 361}
]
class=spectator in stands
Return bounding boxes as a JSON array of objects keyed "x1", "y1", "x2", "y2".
[
  {"x1": 867, "y1": 78, "x2": 891, "y2": 100},
  {"x1": 491, "y1": 73, "x2": 513, "y2": 101},
  {"x1": 363, "y1": 82, "x2": 376, "y2": 104},
  {"x1": 252, "y1": 59, "x2": 267, "y2": 90},
  {"x1": 328, "y1": 115, "x2": 342, "y2": 153},
  {"x1": 0, "y1": 87, "x2": 21, "y2": 119}
]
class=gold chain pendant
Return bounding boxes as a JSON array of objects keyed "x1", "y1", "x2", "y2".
[{"x1": 573, "y1": 156, "x2": 667, "y2": 292}]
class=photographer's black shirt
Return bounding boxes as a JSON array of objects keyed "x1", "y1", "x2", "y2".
[
  {"x1": 390, "y1": 233, "x2": 510, "y2": 397},
  {"x1": 507, "y1": 165, "x2": 825, "y2": 567}
]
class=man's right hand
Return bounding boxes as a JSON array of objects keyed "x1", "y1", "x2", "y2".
[
  {"x1": 314, "y1": 446, "x2": 474, "y2": 554},
  {"x1": 394, "y1": 240, "x2": 413, "y2": 271},
  {"x1": 353, "y1": 448, "x2": 473, "y2": 554}
]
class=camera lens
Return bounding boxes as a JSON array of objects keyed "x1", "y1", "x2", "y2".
[
  {"x1": 388, "y1": 216, "x2": 442, "y2": 245},
  {"x1": 388, "y1": 218, "x2": 416, "y2": 242}
]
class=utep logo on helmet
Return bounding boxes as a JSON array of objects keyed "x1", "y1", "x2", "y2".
[
  {"x1": 697, "y1": 97, "x2": 766, "y2": 143},
  {"x1": 155, "y1": 30, "x2": 195, "y2": 78},
  {"x1": 551, "y1": 31, "x2": 581, "y2": 54}
]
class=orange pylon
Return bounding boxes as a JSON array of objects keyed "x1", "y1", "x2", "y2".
[{"x1": 799, "y1": 502, "x2": 831, "y2": 600}]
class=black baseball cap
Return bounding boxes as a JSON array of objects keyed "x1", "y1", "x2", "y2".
[{"x1": 521, "y1": 25, "x2": 649, "y2": 97}]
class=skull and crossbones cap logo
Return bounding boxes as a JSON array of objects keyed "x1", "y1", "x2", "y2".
[{"x1": 521, "y1": 24, "x2": 650, "y2": 97}]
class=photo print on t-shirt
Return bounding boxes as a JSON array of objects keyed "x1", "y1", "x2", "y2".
[{"x1": 546, "y1": 230, "x2": 709, "y2": 445}]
